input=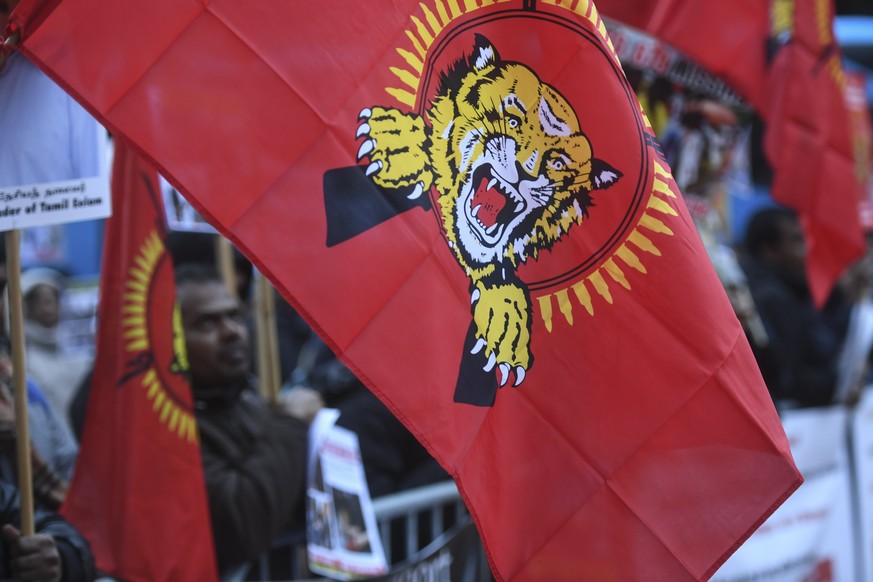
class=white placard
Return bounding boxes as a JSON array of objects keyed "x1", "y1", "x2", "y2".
[{"x1": 306, "y1": 410, "x2": 388, "y2": 580}]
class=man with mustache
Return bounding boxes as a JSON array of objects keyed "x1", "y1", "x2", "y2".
[{"x1": 177, "y1": 263, "x2": 322, "y2": 576}]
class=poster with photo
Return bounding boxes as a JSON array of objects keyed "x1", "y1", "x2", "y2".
[
  {"x1": 58, "y1": 277, "x2": 100, "y2": 358},
  {"x1": 307, "y1": 410, "x2": 388, "y2": 580},
  {"x1": 159, "y1": 176, "x2": 216, "y2": 233}
]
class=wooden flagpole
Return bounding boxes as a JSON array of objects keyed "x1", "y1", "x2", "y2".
[
  {"x1": 255, "y1": 274, "x2": 280, "y2": 405},
  {"x1": 5, "y1": 230, "x2": 34, "y2": 535},
  {"x1": 214, "y1": 235, "x2": 237, "y2": 299}
]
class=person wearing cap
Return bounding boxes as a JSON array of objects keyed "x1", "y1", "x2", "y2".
[{"x1": 20, "y1": 267, "x2": 92, "y2": 432}]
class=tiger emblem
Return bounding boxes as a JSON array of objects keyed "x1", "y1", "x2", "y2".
[{"x1": 353, "y1": 35, "x2": 621, "y2": 400}]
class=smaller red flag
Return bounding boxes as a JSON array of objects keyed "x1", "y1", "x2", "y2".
[
  {"x1": 846, "y1": 71, "x2": 873, "y2": 230},
  {"x1": 61, "y1": 139, "x2": 218, "y2": 582},
  {"x1": 763, "y1": 0, "x2": 866, "y2": 305},
  {"x1": 597, "y1": 0, "x2": 866, "y2": 305}
]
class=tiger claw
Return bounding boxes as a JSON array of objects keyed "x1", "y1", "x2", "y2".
[
  {"x1": 498, "y1": 363, "x2": 510, "y2": 387},
  {"x1": 483, "y1": 352, "x2": 497, "y2": 373},
  {"x1": 470, "y1": 288, "x2": 480, "y2": 305},
  {"x1": 407, "y1": 182, "x2": 424, "y2": 200},
  {"x1": 365, "y1": 161, "x2": 382, "y2": 176},
  {"x1": 357, "y1": 139, "x2": 375, "y2": 161},
  {"x1": 513, "y1": 367, "x2": 526, "y2": 387},
  {"x1": 356, "y1": 123, "x2": 370, "y2": 138},
  {"x1": 471, "y1": 338, "x2": 486, "y2": 355},
  {"x1": 358, "y1": 108, "x2": 372, "y2": 120}
]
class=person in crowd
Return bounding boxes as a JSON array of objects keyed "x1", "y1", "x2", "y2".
[
  {"x1": 20, "y1": 267, "x2": 92, "y2": 431},
  {"x1": 0, "y1": 375, "x2": 76, "y2": 511},
  {"x1": 176, "y1": 263, "x2": 321, "y2": 575},
  {"x1": 0, "y1": 477, "x2": 95, "y2": 581},
  {"x1": 739, "y1": 206, "x2": 851, "y2": 407},
  {"x1": 0, "y1": 249, "x2": 78, "y2": 510},
  {"x1": 166, "y1": 230, "x2": 319, "y2": 392}
]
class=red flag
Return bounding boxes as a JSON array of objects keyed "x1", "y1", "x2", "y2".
[
  {"x1": 18, "y1": 1, "x2": 801, "y2": 579},
  {"x1": 763, "y1": 0, "x2": 866, "y2": 303},
  {"x1": 595, "y1": 0, "x2": 770, "y2": 107},
  {"x1": 597, "y1": 0, "x2": 866, "y2": 305},
  {"x1": 60, "y1": 139, "x2": 218, "y2": 581},
  {"x1": 846, "y1": 71, "x2": 873, "y2": 229}
]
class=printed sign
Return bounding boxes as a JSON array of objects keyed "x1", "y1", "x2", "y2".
[{"x1": 307, "y1": 410, "x2": 388, "y2": 580}]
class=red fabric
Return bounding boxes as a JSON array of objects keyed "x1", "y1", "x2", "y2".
[
  {"x1": 20, "y1": 1, "x2": 800, "y2": 579},
  {"x1": 763, "y1": 0, "x2": 865, "y2": 304},
  {"x1": 597, "y1": 0, "x2": 865, "y2": 305},
  {"x1": 596, "y1": 0, "x2": 769, "y2": 109},
  {"x1": 846, "y1": 72, "x2": 873, "y2": 230},
  {"x1": 59, "y1": 140, "x2": 218, "y2": 582}
]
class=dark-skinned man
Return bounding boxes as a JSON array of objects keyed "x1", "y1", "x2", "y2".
[
  {"x1": 176, "y1": 263, "x2": 322, "y2": 576},
  {"x1": 740, "y1": 206, "x2": 851, "y2": 408}
]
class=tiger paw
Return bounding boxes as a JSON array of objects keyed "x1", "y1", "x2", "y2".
[
  {"x1": 470, "y1": 283, "x2": 531, "y2": 387},
  {"x1": 357, "y1": 107, "x2": 434, "y2": 199}
]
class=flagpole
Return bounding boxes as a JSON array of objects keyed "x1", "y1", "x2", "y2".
[
  {"x1": 254, "y1": 274, "x2": 280, "y2": 405},
  {"x1": 214, "y1": 235, "x2": 237, "y2": 299},
  {"x1": 264, "y1": 279, "x2": 281, "y2": 399},
  {"x1": 5, "y1": 230, "x2": 34, "y2": 536}
]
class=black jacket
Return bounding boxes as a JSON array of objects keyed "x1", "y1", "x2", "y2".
[
  {"x1": 741, "y1": 256, "x2": 848, "y2": 406},
  {"x1": 195, "y1": 385, "x2": 308, "y2": 574}
]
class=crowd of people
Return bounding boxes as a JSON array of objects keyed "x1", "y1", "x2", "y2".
[{"x1": 0, "y1": 228, "x2": 455, "y2": 580}]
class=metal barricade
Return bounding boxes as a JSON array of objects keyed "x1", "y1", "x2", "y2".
[{"x1": 237, "y1": 480, "x2": 491, "y2": 581}]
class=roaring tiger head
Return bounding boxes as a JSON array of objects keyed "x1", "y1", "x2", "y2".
[
  {"x1": 428, "y1": 35, "x2": 622, "y2": 278},
  {"x1": 338, "y1": 35, "x2": 626, "y2": 402}
]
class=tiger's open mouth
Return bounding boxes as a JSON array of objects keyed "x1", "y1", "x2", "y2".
[{"x1": 467, "y1": 164, "x2": 528, "y2": 247}]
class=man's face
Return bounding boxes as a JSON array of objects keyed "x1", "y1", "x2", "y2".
[
  {"x1": 773, "y1": 216, "x2": 807, "y2": 276},
  {"x1": 26, "y1": 284, "x2": 60, "y2": 328},
  {"x1": 178, "y1": 280, "x2": 249, "y2": 389}
]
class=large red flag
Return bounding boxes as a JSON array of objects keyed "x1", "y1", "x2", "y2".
[
  {"x1": 596, "y1": 0, "x2": 866, "y2": 305},
  {"x1": 16, "y1": 1, "x2": 801, "y2": 579},
  {"x1": 59, "y1": 139, "x2": 218, "y2": 581}
]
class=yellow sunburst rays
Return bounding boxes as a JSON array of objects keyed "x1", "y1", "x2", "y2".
[
  {"x1": 387, "y1": 0, "x2": 618, "y2": 107},
  {"x1": 536, "y1": 158, "x2": 679, "y2": 331},
  {"x1": 387, "y1": 0, "x2": 516, "y2": 107},
  {"x1": 122, "y1": 230, "x2": 199, "y2": 444},
  {"x1": 387, "y1": 1, "x2": 673, "y2": 328},
  {"x1": 533, "y1": 14, "x2": 674, "y2": 332}
]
